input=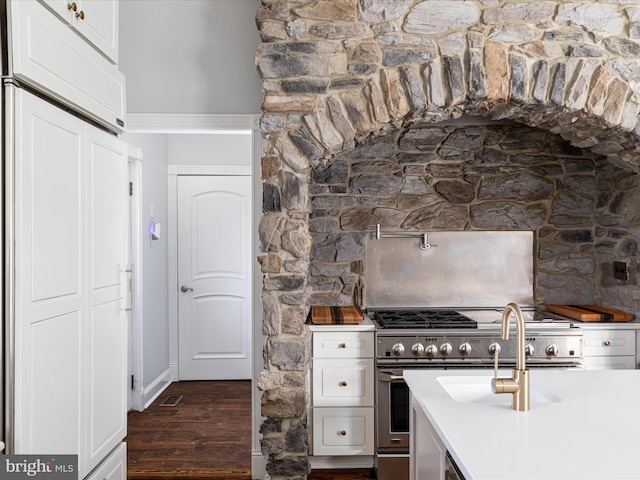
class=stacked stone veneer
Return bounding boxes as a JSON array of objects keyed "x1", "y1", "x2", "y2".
[
  {"x1": 255, "y1": 1, "x2": 640, "y2": 478},
  {"x1": 309, "y1": 123, "x2": 640, "y2": 309}
]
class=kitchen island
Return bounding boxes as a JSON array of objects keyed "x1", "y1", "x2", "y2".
[{"x1": 405, "y1": 369, "x2": 640, "y2": 480}]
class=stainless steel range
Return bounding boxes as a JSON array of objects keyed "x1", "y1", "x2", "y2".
[{"x1": 364, "y1": 229, "x2": 584, "y2": 480}]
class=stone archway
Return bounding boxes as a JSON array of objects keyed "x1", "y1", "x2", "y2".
[{"x1": 255, "y1": 1, "x2": 640, "y2": 477}]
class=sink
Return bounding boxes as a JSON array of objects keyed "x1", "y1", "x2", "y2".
[{"x1": 437, "y1": 376, "x2": 561, "y2": 405}]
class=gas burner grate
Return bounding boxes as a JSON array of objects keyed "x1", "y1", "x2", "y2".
[{"x1": 373, "y1": 310, "x2": 477, "y2": 329}]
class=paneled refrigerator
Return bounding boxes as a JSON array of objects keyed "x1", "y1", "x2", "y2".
[{"x1": 2, "y1": 1, "x2": 129, "y2": 478}]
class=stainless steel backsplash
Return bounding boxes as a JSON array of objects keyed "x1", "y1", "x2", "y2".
[{"x1": 364, "y1": 231, "x2": 534, "y2": 309}]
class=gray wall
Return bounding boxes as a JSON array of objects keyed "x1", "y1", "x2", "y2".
[
  {"x1": 119, "y1": 0, "x2": 263, "y2": 114},
  {"x1": 169, "y1": 133, "x2": 253, "y2": 166}
]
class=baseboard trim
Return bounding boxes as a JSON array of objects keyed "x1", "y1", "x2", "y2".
[
  {"x1": 141, "y1": 369, "x2": 173, "y2": 409},
  {"x1": 309, "y1": 455, "x2": 375, "y2": 469},
  {"x1": 251, "y1": 450, "x2": 265, "y2": 480}
]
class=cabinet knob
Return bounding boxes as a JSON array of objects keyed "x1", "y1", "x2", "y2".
[
  {"x1": 339, "y1": 430, "x2": 347, "y2": 436},
  {"x1": 67, "y1": 2, "x2": 77, "y2": 11},
  {"x1": 76, "y1": 10, "x2": 85, "y2": 19},
  {"x1": 338, "y1": 343, "x2": 347, "y2": 348},
  {"x1": 603, "y1": 340, "x2": 611, "y2": 347},
  {"x1": 339, "y1": 381, "x2": 347, "y2": 387}
]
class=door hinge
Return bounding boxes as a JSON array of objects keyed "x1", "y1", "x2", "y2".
[
  {"x1": 131, "y1": 375, "x2": 135, "y2": 390},
  {"x1": 129, "y1": 182, "x2": 133, "y2": 196}
]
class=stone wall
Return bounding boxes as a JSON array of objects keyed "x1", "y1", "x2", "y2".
[
  {"x1": 255, "y1": 1, "x2": 640, "y2": 478},
  {"x1": 308, "y1": 123, "x2": 640, "y2": 310}
]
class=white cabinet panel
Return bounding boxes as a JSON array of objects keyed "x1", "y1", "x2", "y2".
[
  {"x1": 87, "y1": 128, "x2": 127, "y2": 296},
  {"x1": 73, "y1": 0, "x2": 119, "y2": 63},
  {"x1": 582, "y1": 356, "x2": 636, "y2": 370},
  {"x1": 14, "y1": 89, "x2": 86, "y2": 469},
  {"x1": 22, "y1": 312, "x2": 82, "y2": 456},
  {"x1": 13, "y1": 88, "x2": 127, "y2": 479},
  {"x1": 86, "y1": 300, "x2": 127, "y2": 472},
  {"x1": 11, "y1": 0, "x2": 125, "y2": 131},
  {"x1": 16, "y1": 90, "x2": 84, "y2": 303},
  {"x1": 86, "y1": 443, "x2": 127, "y2": 480},
  {"x1": 37, "y1": 0, "x2": 119, "y2": 63}
]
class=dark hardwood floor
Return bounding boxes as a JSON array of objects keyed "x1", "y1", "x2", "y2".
[
  {"x1": 126, "y1": 380, "x2": 252, "y2": 479},
  {"x1": 126, "y1": 380, "x2": 376, "y2": 479}
]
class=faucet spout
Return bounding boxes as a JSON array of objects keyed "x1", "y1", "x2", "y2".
[{"x1": 491, "y1": 302, "x2": 530, "y2": 411}]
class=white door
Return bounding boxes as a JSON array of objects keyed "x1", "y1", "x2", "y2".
[{"x1": 177, "y1": 175, "x2": 252, "y2": 380}]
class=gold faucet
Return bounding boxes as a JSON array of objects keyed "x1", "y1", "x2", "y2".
[{"x1": 491, "y1": 303, "x2": 530, "y2": 411}]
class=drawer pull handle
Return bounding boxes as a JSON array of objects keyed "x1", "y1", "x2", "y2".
[
  {"x1": 338, "y1": 343, "x2": 347, "y2": 348},
  {"x1": 339, "y1": 381, "x2": 348, "y2": 387},
  {"x1": 67, "y1": 2, "x2": 77, "y2": 11},
  {"x1": 604, "y1": 340, "x2": 611, "y2": 347},
  {"x1": 339, "y1": 430, "x2": 347, "y2": 436}
]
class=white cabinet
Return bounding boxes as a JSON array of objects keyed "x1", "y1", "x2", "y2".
[
  {"x1": 311, "y1": 329, "x2": 375, "y2": 457},
  {"x1": 581, "y1": 328, "x2": 637, "y2": 370},
  {"x1": 37, "y1": 0, "x2": 119, "y2": 63},
  {"x1": 13, "y1": 88, "x2": 128, "y2": 478},
  {"x1": 410, "y1": 394, "x2": 445, "y2": 480},
  {"x1": 86, "y1": 443, "x2": 127, "y2": 480},
  {"x1": 9, "y1": 0, "x2": 125, "y2": 132}
]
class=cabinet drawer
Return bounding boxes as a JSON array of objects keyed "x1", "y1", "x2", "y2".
[
  {"x1": 583, "y1": 356, "x2": 637, "y2": 370},
  {"x1": 312, "y1": 407, "x2": 374, "y2": 456},
  {"x1": 583, "y1": 330, "x2": 636, "y2": 357},
  {"x1": 313, "y1": 331, "x2": 374, "y2": 358},
  {"x1": 86, "y1": 442, "x2": 126, "y2": 480},
  {"x1": 313, "y1": 359, "x2": 374, "y2": 406}
]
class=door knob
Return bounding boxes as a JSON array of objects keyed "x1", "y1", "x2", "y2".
[{"x1": 180, "y1": 285, "x2": 193, "y2": 292}]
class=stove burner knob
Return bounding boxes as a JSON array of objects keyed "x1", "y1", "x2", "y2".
[
  {"x1": 411, "y1": 343, "x2": 425, "y2": 356},
  {"x1": 440, "y1": 342, "x2": 452, "y2": 356},
  {"x1": 525, "y1": 344, "x2": 535, "y2": 357},
  {"x1": 459, "y1": 342, "x2": 472, "y2": 357},
  {"x1": 391, "y1": 342, "x2": 405, "y2": 357},
  {"x1": 425, "y1": 344, "x2": 438, "y2": 358},
  {"x1": 488, "y1": 342, "x2": 501, "y2": 355},
  {"x1": 545, "y1": 344, "x2": 559, "y2": 357}
]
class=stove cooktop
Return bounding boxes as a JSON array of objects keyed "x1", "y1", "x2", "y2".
[{"x1": 372, "y1": 309, "x2": 478, "y2": 329}]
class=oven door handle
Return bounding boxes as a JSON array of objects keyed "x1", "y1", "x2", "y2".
[{"x1": 378, "y1": 371, "x2": 404, "y2": 382}]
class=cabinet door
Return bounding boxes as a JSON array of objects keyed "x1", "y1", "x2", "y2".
[
  {"x1": 84, "y1": 127, "x2": 128, "y2": 475},
  {"x1": 13, "y1": 89, "x2": 86, "y2": 468},
  {"x1": 36, "y1": 0, "x2": 118, "y2": 63},
  {"x1": 73, "y1": 0, "x2": 119, "y2": 63},
  {"x1": 86, "y1": 443, "x2": 127, "y2": 480},
  {"x1": 37, "y1": 0, "x2": 74, "y2": 24},
  {"x1": 11, "y1": 0, "x2": 125, "y2": 131}
]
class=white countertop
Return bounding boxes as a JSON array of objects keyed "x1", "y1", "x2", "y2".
[{"x1": 404, "y1": 369, "x2": 640, "y2": 480}]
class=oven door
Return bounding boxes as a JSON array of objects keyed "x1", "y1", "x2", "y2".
[{"x1": 377, "y1": 368, "x2": 410, "y2": 452}]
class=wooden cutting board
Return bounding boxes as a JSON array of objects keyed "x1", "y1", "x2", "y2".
[
  {"x1": 311, "y1": 306, "x2": 364, "y2": 325},
  {"x1": 547, "y1": 304, "x2": 634, "y2": 322}
]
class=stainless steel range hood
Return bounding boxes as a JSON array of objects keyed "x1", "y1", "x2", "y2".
[{"x1": 364, "y1": 230, "x2": 534, "y2": 309}]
